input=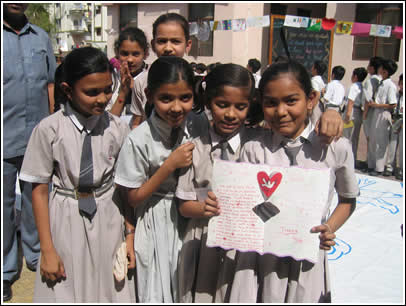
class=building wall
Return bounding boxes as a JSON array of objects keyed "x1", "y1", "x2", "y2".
[
  {"x1": 328, "y1": 3, "x2": 403, "y2": 88},
  {"x1": 104, "y1": 2, "x2": 403, "y2": 88}
]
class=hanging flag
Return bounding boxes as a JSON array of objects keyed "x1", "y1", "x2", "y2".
[
  {"x1": 322, "y1": 17, "x2": 336, "y2": 30},
  {"x1": 300, "y1": 17, "x2": 310, "y2": 28},
  {"x1": 220, "y1": 20, "x2": 232, "y2": 30},
  {"x1": 232, "y1": 19, "x2": 247, "y2": 32},
  {"x1": 393, "y1": 26, "x2": 403, "y2": 39},
  {"x1": 247, "y1": 15, "x2": 270, "y2": 28},
  {"x1": 284, "y1": 15, "x2": 303, "y2": 28},
  {"x1": 351, "y1": 22, "x2": 371, "y2": 36},
  {"x1": 336, "y1": 21, "x2": 353, "y2": 34},
  {"x1": 197, "y1": 21, "x2": 211, "y2": 41},
  {"x1": 370, "y1": 24, "x2": 392, "y2": 38},
  {"x1": 307, "y1": 18, "x2": 321, "y2": 32},
  {"x1": 189, "y1": 22, "x2": 198, "y2": 36}
]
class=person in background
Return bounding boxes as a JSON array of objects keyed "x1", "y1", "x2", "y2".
[
  {"x1": 342, "y1": 67, "x2": 368, "y2": 163},
  {"x1": 247, "y1": 58, "x2": 262, "y2": 88},
  {"x1": 107, "y1": 27, "x2": 149, "y2": 117},
  {"x1": 367, "y1": 59, "x2": 398, "y2": 176},
  {"x1": 362, "y1": 56, "x2": 384, "y2": 172},
  {"x1": 310, "y1": 60, "x2": 327, "y2": 125},
  {"x1": 195, "y1": 63, "x2": 207, "y2": 76},
  {"x1": 384, "y1": 73, "x2": 403, "y2": 179},
  {"x1": 3, "y1": 3, "x2": 56, "y2": 301},
  {"x1": 321, "y1": 65, "x2": 346, "y2": 113},
  {"x1": 129, "y1": 13, "x2": 192, "y2": 129}
]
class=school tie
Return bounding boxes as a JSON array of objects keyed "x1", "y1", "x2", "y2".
[
  {"x1": 283, "y1": 137, "x2": 305, "y2": 166},
  {"x1": 170, "y1": 127, "x2": 182, "y2": 147},
  {"x1": 78, "y1": 130, "x2": 97, "y2": 220},
  {"x1": 219, "y1": 141, "x2": 229, "y2": 161},
  {"x1": 373, "y1": 80, "x2": 384, "y2": 100}
]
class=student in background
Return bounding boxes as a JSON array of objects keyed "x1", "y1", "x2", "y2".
[
  {"x1": 247, "y1": 58, "x2": 262, "y2": 88},
  {"x1": 384, "y1": 73, "x2": 403, "y2": 180},
  {"x1": 310, "y1": 60, "x2": 327, "y2": 125},
  {"x1": 107, "y1": 27, "x2": 149, "y2": 117},
  {"x1": 321, "y1": 65, "x2": 346, "y2": 112},
  {"x1": 130, "y1": 13, "x2": 192, "y2": 129},
  {"x1": 367, "y1": 59, "x2": 398, "y2": 176},
  {"x1": 195, "y1": 63, "x2": 207, "y2": 76},
  {"x1": 362, "y1": 56, "x2": 383, "y2": 173},
  {"x1": 240, "y1": 60, "x2": 358, "y2": 302},
  {"x1": 342, "y1": 67, "x2": 368, "y2": 163}
]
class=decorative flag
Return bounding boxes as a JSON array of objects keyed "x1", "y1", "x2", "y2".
[
  {"x1": 232, "y1": 18, "x2": 247, "y2": 32},
  {"x1": 222, "y1": 20, "x2": 232, "y2": 30},
  {"x1": 351, "y1": 22, "x2": 371, "y2": 36},
  {"x1": 300, "y1": 17, "x2": 310, "y2": 28},
  {"x1": 370, "y1": 24, "x2": 392, "y2": 38},
  {"x1": 189, "y1": 22, "x2": 198, "y2": 36},
  {"x1": 307, "y1": 18, "x2": 321, "y2": 32},
  {"x1": 321, "y1": 17, "x2": 336, "y2": 30},
  {"x1": 393, "y1": 26, "x2": 403, "y2": 39},
  {"x1": 284, "y1": 15, "x2": 303, "y2": 28},
  {"x1": 336, "y1": 21, "x2": 353, "y2": 34},
  {"x1": 197, "y1": 21, "x2": 210, "y2": 41},
  {"x1": 246, "y1": 15, "x2": 270, "y2": 28}
]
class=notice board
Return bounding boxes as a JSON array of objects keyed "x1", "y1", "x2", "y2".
[{"x1": 269, "y1": 15, "x2": 334, "y2": 81}]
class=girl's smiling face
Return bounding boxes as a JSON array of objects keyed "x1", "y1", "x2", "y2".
[
  {"x1": 210, "y1": 86, "x2": 250, "y2": 137},
  {"x1": 118, "y1": 39, "x2": 147, "y2": 77},
  {"x1": 152, "y1": 21, "x2": 192, "y2": 57},
  {"x1": 262, "y1": 73, "x2": 315, "y2": 139},
  {"x1": 63, "y1": 71, "x2": 113, "y2": 117},
  {"x1": 148, "y1": 79, "x2": 194, "y2": 128}
]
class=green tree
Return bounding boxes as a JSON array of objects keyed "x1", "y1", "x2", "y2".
[{"x1": 25, "y1": 3, "x2": 54, "y2": 34}]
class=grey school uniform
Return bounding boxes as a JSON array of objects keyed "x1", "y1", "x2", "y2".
[
  {"x1": 176, "y1": 126, "x2": 264, "y2": 303},
  {"x1": 240, "y1": 123, "x2": 359, "y2": 303},
  {"x1": 114, "y1": 110, "x2": 208, "y2": 303},
  {"x1": 19, "y1": 104, "x2": 133, "y2": 303}
]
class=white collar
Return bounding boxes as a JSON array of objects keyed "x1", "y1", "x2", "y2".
[
  {"x1": 65, "y1": 103, "x2": 100, "y2": 134},
  {"x1": 209, "y1": 125, "x2": 241, "y2": 154}
]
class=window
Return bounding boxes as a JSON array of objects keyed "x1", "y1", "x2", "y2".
[
  {"x1": 96, "y1": 27, "x2": 101, "y2": 36},
  {"x1": 270, "y1": 4, "x2": 287, "y2": 15},
  {"x1": 189, "y1": 3, "x2": 214, "y2": 57},
  {"x1": 73, "y1": 19, "x2": 79, "y2": 26},
  {"x1": 119, "y1": 4, "x2": 137, "y2": 30},
  {"x1": 353, "y1": 4, "x2": 402, "y2": 61},
  {"x1": 95, "y1": 5, "x2": 101, "y2": 15}
]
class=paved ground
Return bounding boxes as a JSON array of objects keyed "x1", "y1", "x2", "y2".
[{"x1": 4, "y1": 126, "x2": 402, "y2": 303}]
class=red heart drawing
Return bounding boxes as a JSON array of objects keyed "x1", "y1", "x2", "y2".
[
  {"x1": 257, "y1": 171, "x2": 282, "y2": 199},
  {"x1": 322, "y1": 17, "x2": 336, "y2": 30}
]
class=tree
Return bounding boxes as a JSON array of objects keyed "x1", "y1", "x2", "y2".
[{"x1": 25, "y1": 3, "x2": 54, "y2": 34}]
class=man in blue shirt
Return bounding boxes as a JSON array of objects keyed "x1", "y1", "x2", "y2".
[{"x1": 3, "y1": 3, "x2": 56, "y2": 301}]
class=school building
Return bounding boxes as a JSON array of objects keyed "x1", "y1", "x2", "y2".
[{"x1": 102, "y1": 2, "x2": 403, "y2": 88}]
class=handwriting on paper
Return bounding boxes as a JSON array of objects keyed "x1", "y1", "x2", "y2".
[{"x1": 207, "y1": 160, "x2": 332, "y2": 263}]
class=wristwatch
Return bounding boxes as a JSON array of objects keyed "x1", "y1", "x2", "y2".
[{"x1": 124, "y1": 228, "x2": 135, "y2": 236}]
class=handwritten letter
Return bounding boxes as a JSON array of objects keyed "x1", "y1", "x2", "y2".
[{"x1": 207, "y1": 160, "x2": 332, "y2": 263}]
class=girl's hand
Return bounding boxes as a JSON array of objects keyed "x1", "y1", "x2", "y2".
[
  {"x1": 126, "y1": 234, "x2": 136, "y2": 270},
  {"x1": 167, "y1": 142, "x2": 195, "y2": 170},
  {"x1": 315, "y1": 109, "x2": 343, "y2": 144},
  {"x1": 203, "y1": 191, "x2": 220, "y2": 218},
  {"x1": 120, "y1": 61, "x2": 134, "y2": 95},
  {"x1": 311, "y1": 224, "x2": 336, "y2": 251},
  {"x1": 40, "y1": 248, "x2": 66, "y2": 281}
]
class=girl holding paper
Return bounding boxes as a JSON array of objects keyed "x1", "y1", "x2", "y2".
[
  {"x1": 240, "y1": 60, "x2": 359, "y2": 302},
  {"x1": 175, "y1": 63, "x2": 344, "y2": 303}
]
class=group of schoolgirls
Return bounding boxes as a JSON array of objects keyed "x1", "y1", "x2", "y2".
[{"x1": 19, "y1": 12, "x2": 360, "y2": 303}]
